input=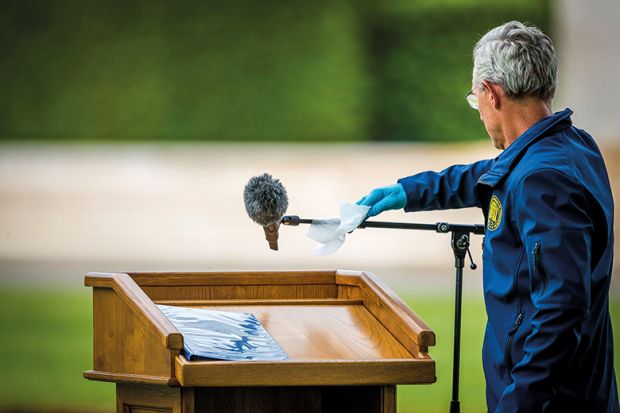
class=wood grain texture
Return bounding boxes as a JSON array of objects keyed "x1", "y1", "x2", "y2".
[
  {"x1": 154, "y1": 298, "x2": 363, "y2": 306},
  {"x1": 142, "y1": 285, "x2": 338, "y2": 301},
  {"x1": 176, "y1": 356, "x2": 436, "y2": 387},
  {"x1": 191, "y1": 386, "x2": 393, "y2": 413},
  {"x1": 196, "y1": 304, "x2": 412, "y2": 360},
  {"x1": 381, "y1": 385, "x2": 396, "y2": 413},
  {"x1": 361, "y1": 271, "x2": 434, "y2": 344},
  {"x1": 117, "y1": 383, "x2": 182, "y2": 413},
  {"x1": 182, "y1": 389, "x2": 195, "y2": 413},
  {"x1": 337, "y1": 270, "x2": 434, "y2": 345},
  {"x1": 334, "y1": 270, "x2": 365, "y2": 286},
  {"x1": 91, "y1": 287, "x2": 179, "y2": 384},
  {"x1": 194, "y1": 387, "x2": 322, "y2": 413},
  {"x1": 337, "y1": 285, "x2": 363, "y2": 300},
  {"x1": 128, "y1": 271, "x2": 337, "y2": 286},
  {"x1": 83, "y1": 370, "x2": 173, "y2": 385},
  {"x1": 335, "y1": 270, "x2": 434, "y2": 356},
  {"x1": 358, "y1": 271, "x2": 435, "y2": 350},
  {"x1": 115, "y1": 383, "x2": 395, "y2": 413},
  {"x1": 86, "y1": 272, "x2": 183, "y2": 350},
  {"x1": 85, "y1": 270, "x2": 437, "y2": 395}
]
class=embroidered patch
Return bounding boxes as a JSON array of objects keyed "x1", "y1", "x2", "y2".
[{"x1": 487, "y1": 195, "x2": 502, "y2": 231}]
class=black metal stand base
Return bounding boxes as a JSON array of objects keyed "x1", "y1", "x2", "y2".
[{"x1": 449, "y1": 230, "x2": 474, "y2": 413}]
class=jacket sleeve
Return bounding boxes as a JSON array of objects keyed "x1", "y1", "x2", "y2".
[
  {"x1": 496, "y1": 169, "x2": 592, "y2": 412},
  {"x1": 396, "y1": 158, "x2": 494, "y2": 212}
]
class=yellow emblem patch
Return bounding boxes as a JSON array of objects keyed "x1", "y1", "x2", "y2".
[{"x1": 487, "y1": 195, "x2": 502, "y2": 231}]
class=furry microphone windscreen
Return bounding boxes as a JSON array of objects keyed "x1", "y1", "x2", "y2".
[{"x1": 243, "y1": 173, "x2": 289, "y2": 226}]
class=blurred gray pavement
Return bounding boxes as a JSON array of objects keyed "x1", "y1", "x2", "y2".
[{"x1": 0, "y1": 142, "x2": 618, "y2": 297}]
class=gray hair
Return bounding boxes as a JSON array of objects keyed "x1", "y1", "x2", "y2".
[{"x1": 473, "y1": 21, "x2": 557, "y2": 101}]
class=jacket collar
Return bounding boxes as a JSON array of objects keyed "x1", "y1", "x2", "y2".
[{"x1": 477, "y1": 108, "x2": 574, "y2": 188}]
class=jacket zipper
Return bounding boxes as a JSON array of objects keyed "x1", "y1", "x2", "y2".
[
  {"x1": 533, "y1": 241, "x2": 547, "y2": 293},
  {"x1": 505, "y1": 312, "x2": 524, "y2": 372},
  {"x1": 505, "y1": 249, "x2": 526, "y2": 376}
]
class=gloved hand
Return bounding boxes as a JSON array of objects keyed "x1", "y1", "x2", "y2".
[{"x1": 356, "y1": 183, "x2": 407, "y2": 218}]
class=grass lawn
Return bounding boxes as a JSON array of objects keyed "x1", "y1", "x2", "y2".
[
  {"x1": 0, "y1": 288, "x2": 115, "y2": 411},
  {"x1": 397, "y1": 294, "x2": 488, "y2": 413},
  {"x1": 0, "y1": 288, "x2": 617, "y2": 412}
]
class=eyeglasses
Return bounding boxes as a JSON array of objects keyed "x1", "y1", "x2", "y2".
[{"x1": 466, "y1": 85, "x2": 482, "y2": 110}]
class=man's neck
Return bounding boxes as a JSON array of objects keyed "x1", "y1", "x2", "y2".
[{"x1": 502, "y1": 99, "x2": 553, "y2": 149}]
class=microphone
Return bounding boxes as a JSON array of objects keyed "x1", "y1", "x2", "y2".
[{"x1": 243, "y1": 173, "x2": 289, "y2": 250}]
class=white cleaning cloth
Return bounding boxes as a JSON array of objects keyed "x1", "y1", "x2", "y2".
[{"x1": 306, "y1": 203, "x2": 370, "y2": 256}]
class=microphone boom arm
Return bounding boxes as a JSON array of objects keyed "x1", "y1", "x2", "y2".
[{"x1": 281, "y1": 215, "x2": 485, "y2": 235}]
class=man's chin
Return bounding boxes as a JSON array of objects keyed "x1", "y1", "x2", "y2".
[{"x1": 490, "y1": 136, "x2": 505, "y2": 151}]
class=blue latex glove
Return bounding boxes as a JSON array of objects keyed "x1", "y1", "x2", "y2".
[{"x1": 356, "y1": 183, "x2": 407, "y2": 218}]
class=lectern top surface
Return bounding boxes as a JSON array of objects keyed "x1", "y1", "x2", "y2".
[
  {"x1": 84, "y1": 271, "x2": 436, "y2": 387},
  {"x1": 190, "y1": 304, "x2": 413, "y2": 360}
]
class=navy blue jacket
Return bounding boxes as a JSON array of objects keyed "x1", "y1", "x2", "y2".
[{"x1": 398, "y1": 109, "x2": 619, "y2": 412}]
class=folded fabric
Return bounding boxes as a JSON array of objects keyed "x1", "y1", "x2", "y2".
[{"x1": 306, "y1": 203, "x2": 370, "y2": 256}]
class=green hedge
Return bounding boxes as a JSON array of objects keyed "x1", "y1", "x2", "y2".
[
  {"x1": 0, "y1": 0, "x2": 550, "y2": 142},
  {"x1": 0, "y1": 1, "x2": 368, "y2": 141},
  {"x1": 360, "y1": 0, "x2": 551, "y2": 141}
]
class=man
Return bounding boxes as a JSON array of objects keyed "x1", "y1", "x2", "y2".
[{"x1": 358, "y1": 21, "x2": 619, "y2": 412}]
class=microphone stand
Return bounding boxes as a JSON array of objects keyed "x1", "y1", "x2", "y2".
[{"x1": 281, "y1": 215, "x2": 485, "y2": 413}]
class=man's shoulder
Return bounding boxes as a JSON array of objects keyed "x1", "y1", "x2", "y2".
[
  {"x1": 506, "y1": 126, "x2": 613, "y2": 215},
  {"x1": 511, "y1": 126, "x2": 604, "y2": 185}
]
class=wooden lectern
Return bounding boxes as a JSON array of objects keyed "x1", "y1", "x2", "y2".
[{"x1": 84, "y1": 270, "x2": 436, "y2": 413}]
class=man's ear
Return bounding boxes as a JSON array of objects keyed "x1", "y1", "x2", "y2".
[{"x1": 483, "y1": 81, "x2": 502, "y2": 110}]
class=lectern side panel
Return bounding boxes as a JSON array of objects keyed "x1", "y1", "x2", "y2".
[
  {"x1": 141, "y1": 285, "x2": 338, "y2": 301},
  {"x1": 336, "y1": 284, "x2": 424, "y2": 357},
  {"x1": 93, "y1": 287, "x2": 176, "y2": 382},
  {"x1": 192, "y1": 386, "x2": 393, "y2": 413},
  {"x1": 117, "y1": 384, "x2": 183, "y2": 413},
  {"x1": 361, "y1": 273, "x2": 435, "y2": 347},
  {"x1": 320, "y1": 385, "x2": 395, "y2": 413},
  {"x1": 336, "y1": 273, "x2": 435, "y2": 355},
  {"x1": 194, "y1": 387, "x2": 322, "y2": 413},
  {"x1": 348, "y1": 276, "x2": 435, "y2": 358}
]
